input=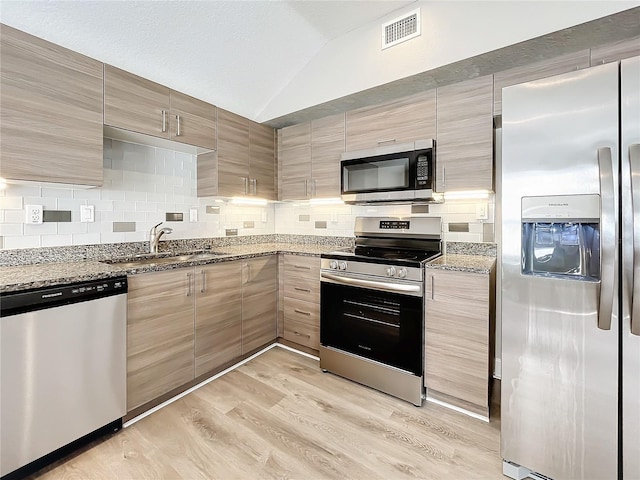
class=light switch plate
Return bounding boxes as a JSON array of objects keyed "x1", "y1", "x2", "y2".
[
  {"x1": 476, "y1": 203, "x2": 489, "y2": 220},
  {"x1": 189, "y1": 208, "x2": 198, "y2": 222},
  {"x1": 25, "y1": 205, "x2": 43, "y2": 224},
  {"x1": 80, "y1": 205, "x2": 95, "y2": 223}
]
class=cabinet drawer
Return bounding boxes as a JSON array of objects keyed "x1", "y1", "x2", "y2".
[
  {"x1": 283, "y1": 297, "x2": 320, "y2": 349},
  {"x1": 283, "y1": 255, "x2": 320, "y2": 302},
  {"x1": 425, "y1": 269, "x2": 489, "y2": 302}
]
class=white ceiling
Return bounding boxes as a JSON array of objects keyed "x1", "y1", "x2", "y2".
[{"x1": 0, "y1": 0, "x2": 414, "y2": 121}]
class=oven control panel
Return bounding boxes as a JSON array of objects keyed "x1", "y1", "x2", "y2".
[{"x1": 379, "y1": 220, "x2": 410, "y2": 230}]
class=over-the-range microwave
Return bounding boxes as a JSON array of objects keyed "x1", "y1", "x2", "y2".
[{"x1": 340, "y1": 139, "x2": 438, "y2": 204}]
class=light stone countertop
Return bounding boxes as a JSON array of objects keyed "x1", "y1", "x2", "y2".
[
  {"x1": 1, "y1": 242, "x2": 496, "y2": 293},
  {"x1": 425, "y1": 254, "x2": 496, "y2": 275},
  {"x1": 0, "y1": 243, "x2": 342, "y2": 293}
]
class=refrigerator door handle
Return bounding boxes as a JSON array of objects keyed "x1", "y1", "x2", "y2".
[
  {"x1": 598, "y1": 146, "x2": 615, "y2": 330},
  {"x1": 630, "y1": 143, "x2": 640, "y2": 336}
]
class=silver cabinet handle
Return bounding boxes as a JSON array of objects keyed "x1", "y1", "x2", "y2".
[
  {"x1": 200, "y1": 270, "x2": 206, "y2": 294},
  {"x1": 176, "y1": 115, "x2": 182, "y2": 136},
  {"x1": 242, "y1": 177, "x2": 249, "y2": 195},
  {"x1": 377, "y1": 138, "x2": 396, "y2": 145},
  {"x1": 251, "y1": 178, "x2": 257, "y2": 195},
  {"x1": 442, "y1": 166, "x2": 446, "y2": 189},
  {"x1": 321, "y1": 272, "x2": 422, "y2": 295},
  {"x1": 161, "y1": 110, "x2": 167, "y2": 133},
  {"x1": 598, "y1": 146, "x2": 615, "y2": 330},
  {"x1": 293, "y1": 264, "x2": 311, "y2": 270},
  {"x1": 293, "y1": 331, "x2": 311, "y2": 338},
  {"x1": 304, "y1": 179, "x2": 309, "y2": 198},
  {"x1": 294, "y1": 309, "x2": 311, "y2": 316},
  {"x1": 294, "y1": 287, "x2": 311, "y2": 293},
  {"x1": 630, "y1": 143, "x2": 640, "y2": 335},
  {"x1": 312, "y1": 178, "x2": 317, "y2": 197},
  {"x1": 430, "y1": 275, "x2": 435, "y2": 300},
  {"x1": 186, "y1": 272, "x2": 193, "y2": 297},
  {"x1": 243, "y1": 262, "x2": 251, "y2": 284}
]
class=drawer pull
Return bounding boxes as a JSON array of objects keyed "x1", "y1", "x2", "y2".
[
  {"x1": 377, "y1": 138, "x2": 396, "y2": 145},
  {"x1": 294, "y1": 287, "x2": 311, "y2": 293},
  {"x1": 293, "y1": 265, "x2": 311, "y2": 270},
  {"x1": 293, "y1": 331, "x2": 311, "y2": 338},
  {"x1": 294, "y1": 309, "x2": 311, "y2": 316}
]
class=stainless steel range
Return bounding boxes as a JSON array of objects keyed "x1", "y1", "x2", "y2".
[{"x1": 319, "y1": 216, "x2": 442, "y2": 406}]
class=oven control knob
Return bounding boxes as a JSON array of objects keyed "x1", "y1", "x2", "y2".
[
  {"x1": 386, "y1": 266, "x2": 397, "y2": 277},
  {"x1": 397, "y1": 268, "x2": 407, "y2": 279},
  {"x1": 330, "y1": 260, "x2": 338, "y2": 270},
  {"x1": 339, "y1": 262, "x2": 347, "y2": 270}
]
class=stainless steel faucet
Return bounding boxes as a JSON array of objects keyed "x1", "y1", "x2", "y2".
[{"x1": 149, "y1": 222, "x2": 173, "y2": 254}]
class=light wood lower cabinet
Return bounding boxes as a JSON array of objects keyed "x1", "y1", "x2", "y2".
[
  {"x1": 424, "y1": 267, "x2": 495, "y2": 417},
  {"x1": 242, "y1": 256, "x2": 278, "y2": 353},
  {"x1": 0, "y1": 24, "x2": 104, "y2": 186},
  {"x1": 128, "y1": 257, "x2": 277, "y2": 412},
  {"x1": 281, "y1": 255, "x2": 321, "y2": 350},
  {"x1": 127, "y1": 268, "x2": 195, "y2": 411},
  {"x1": 195, "y1": 262, "x2": 242, "y2": 377}
]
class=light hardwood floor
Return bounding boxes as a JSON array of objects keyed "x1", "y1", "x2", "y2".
[{"x1": 31, "y1": 346, "x2": 503, "y2": 479}]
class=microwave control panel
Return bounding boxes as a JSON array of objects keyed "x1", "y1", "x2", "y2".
[{"x1": 416, "y1": 154, "x2": 430, "y2": 187}]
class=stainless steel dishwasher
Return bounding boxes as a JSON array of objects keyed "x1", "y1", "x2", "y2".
[{"x1": 1, "y1": 276, "x2": 127, "y2": 479}]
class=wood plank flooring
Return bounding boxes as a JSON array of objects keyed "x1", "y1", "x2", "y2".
[{"x1": 30, "y1": 346, "x2": 503, "y2": 479}]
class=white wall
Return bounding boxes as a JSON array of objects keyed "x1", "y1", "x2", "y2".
[
  {"x1": 0, "y1": 139, "x2": 275, "y2": 250},
  {"x1": 257, "y1": 1, "x2": 637, "y2": 121}
]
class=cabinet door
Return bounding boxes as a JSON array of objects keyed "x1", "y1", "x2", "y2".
[
  {"x1": 195, "y1": 261, "x2": 242, "y2": 377},
  {"x1": 170, "y1": 91, "x2": 217, "y2": 150},
  {"x1": 279, "y1": 122, "x2": 311, "y2": 200},
  {"x1": 104, "y1": 65, "x2": 170, "y2": 139},
  {"x1": 311, "y1": 113, "x2": 345, "y2": 198},
  {"x1": 282, "y1": 255, "x2": 320, "y2": 350},
  {"x1": 493, "y1": 50, "x2": 591, "y2": 116},
  {"x1": 436, "y1": 75, "x2": 493, "y2": 192},
  {"x1": 127, "y1": 268, "x2": 195, "y2": 411},
  {"x1": 0, "y1": 25, "x2": 104, "y2": 186},
  {"x1": 196, "y1": 151, "x2": 218, "y2": 197},
  {"x1": 249, "y1": 121, "x2": 276, "y2": 200},
  {"x1": 345, "y1": 90, "x2": 436, "y2": 152},
  {"x1": 283, "y1": 255, "x2": 320, "y2": 303},
  {"x1": 283, "y1": 297, "x2": 320, "y2": 349},
  {"x1": 218, "y1": 108, "x2": 250, "y2": 196},
  {"x1": 242, "y1": 256, "x2": 277, "y2": 353},
  {"x1": 424, "y1": 269, "x2": 490, "y2": 416}
]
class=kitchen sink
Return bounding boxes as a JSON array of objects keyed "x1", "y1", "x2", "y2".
[{"x1": 102, "y1": 251, "x2": 225, "y2": 268}]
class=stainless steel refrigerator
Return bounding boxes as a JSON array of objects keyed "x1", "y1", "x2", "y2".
[{"x1": 501, "y1": 57, "x2": 640, "y2": 480}]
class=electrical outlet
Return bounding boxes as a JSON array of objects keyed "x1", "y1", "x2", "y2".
[
  {"x1": 476, "y1": 203, "x2": 489, "y2": 220},
  {"x1": 25, "y1": 205, "x2": 43, "y2": 224}
]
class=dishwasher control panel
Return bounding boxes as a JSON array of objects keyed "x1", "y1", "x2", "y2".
[{"x1": 1, "y1": 277, "x2": 128, "y2": 317}]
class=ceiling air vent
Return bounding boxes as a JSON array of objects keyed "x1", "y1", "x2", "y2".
[{"x1": 382, "y1": 8, "x2": 420, "y2": 50}]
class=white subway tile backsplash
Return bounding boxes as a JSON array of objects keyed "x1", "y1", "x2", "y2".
[
  {"x1": 41, "y1": 234, "x2": 73, "y2": 247},
  {"x1": 4, "y1": 235, "x2": 40, "y2": 249},
  {"x1": 42, "y1": 187, "x2": 73, "y2": 198},
  {"x1": 24, "y1": 222, "x2": 56, "y2": 236},
  {"x1": 3, "y1": 210, "x2": 25, "y2": 224},
  {"x1": 0, "y1": 196, "x2": 23, "y2": 210},
  {"x1": 57, "y1": 222, "x2": 88, "y2": 235},
  {"x1": 72, "y1": 233, "x2": 101, "y2": 245},
  {"x1": 0, "y1": 223, "x2": 22, "y2": 236},
  {"x1": 73, "y1": 189, "x2": 101, "y2": 200},
  {"x1": 100, "y1": 232, "x2": 126, "y2": 244},
  {"x1": 5, "y1": 185, "x2": 41, "y2": 197}
]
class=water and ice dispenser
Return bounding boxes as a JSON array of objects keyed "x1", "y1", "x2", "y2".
[{"x1": 521, "y1": 195, "x2": 601, "y2": 281}]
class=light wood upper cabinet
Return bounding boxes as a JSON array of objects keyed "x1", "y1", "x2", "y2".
[
  {"x1": 590, "y1": 36, "x2": 640, "y2": 66},
  {"x1": 436, "y1": 75, "x2": 493, "y2": 192},
  {"x1": 208, "y1": 109, "x2": 275, "y2": 199},
  {"x1": 217, "y1": 109, "x2": 250, "y2": 196},
  {"x1": 279, "y1": 122, "x2": 312, "y2": 200},
  {"x1": 104, "y1": 65, "x2": 216, "y2": 150},
  {"x1": 242, "y1": 256, "x2": 278, "y2": 354},
  {"x1": 0, "y1": 24, "x2": 104, "y2": 186},
  {"x1": 127, "y1": 268, "x2": 195, "y2": 411},
  {"x1": 493, "y1": 50, "x2": 591, "y2": 116},
  {"x1": 345, "y1": 90, "x2": 436, "y2": 152},
  {"x1": 311, "y1": 113, "x2": 345, "y2": 198},
  {"x1": 249, "y1": 121, "x2": 276, "y2": 199},
  {"x1": 424, "y1": 268, "x2": 494, "y2": 417},
  {"x1": 195, "y1": 261, "x2": 242, "y2": 377},
  {"x1": 282, "y1": 255, "x2": 321, "y2": 351},
  {"x1": 169, "y1": 91, "x2": 217, "y2": 150}
]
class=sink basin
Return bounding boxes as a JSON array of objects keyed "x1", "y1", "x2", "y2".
[{"x1": 102, "y1": 251, "x2": 224, "y2": 268}]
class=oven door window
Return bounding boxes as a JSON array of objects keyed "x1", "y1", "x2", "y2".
[{"x1": 320, "y1": 282, "x2": 422, "y2": 376}]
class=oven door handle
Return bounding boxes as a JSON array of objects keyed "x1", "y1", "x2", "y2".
[{"x1": 321, "y1": 272, "x2": 422, "y2": 295}]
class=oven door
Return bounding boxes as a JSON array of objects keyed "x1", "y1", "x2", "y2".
[{"x1": 320, "y1": 277, "x2": 423, "y2": 376}]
